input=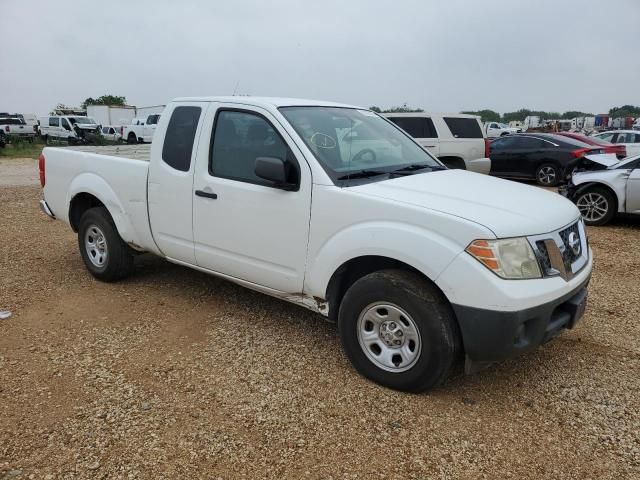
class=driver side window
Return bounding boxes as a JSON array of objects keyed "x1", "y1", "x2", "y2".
[{"x1": 209, "y1": 110, "x2": 299, "y2": 187}]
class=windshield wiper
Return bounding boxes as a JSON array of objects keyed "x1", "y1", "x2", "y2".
[
  {"x1": 337, "y1": 170, "x2": 389, "y2": 180},
  {"x1": 390, "y1": 164, "x2": 446, "y2": 175}
]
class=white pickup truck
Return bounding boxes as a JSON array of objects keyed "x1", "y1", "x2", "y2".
[
  {"x1": 484, "y1": 122, "x2": 522, "y2": 138},
  {"x1": 122, "y1": 114, "x2": 161, "y2": 144},
  {"x1": 39, "y1": 96, "x2": 592, "y2": 392}
]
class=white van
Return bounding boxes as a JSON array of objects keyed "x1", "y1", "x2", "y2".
[
  {"x1": 39, "y1": 115, "x2": 101, "y2": 144},
  {"x1": 383, "y1": 113, "x2": 490, "y2": 174}
]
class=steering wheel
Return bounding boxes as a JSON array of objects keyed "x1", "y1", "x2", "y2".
[{"x1": 351, "y1": 148, "x2": 377, "y2": 164}]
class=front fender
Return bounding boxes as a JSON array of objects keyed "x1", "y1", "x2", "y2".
[
  {"x1": 67, "y1": 173, "x2": 141, "y2": 246},
  {"x1": 304, "y1": 220, "x2": 488, "y2": 300},
  {"x1": 572, "y1": 173, "x2": 628, "y2": 213}
]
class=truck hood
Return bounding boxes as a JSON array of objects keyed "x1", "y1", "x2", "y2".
[{"x1": 350, "y1": 170, "x2": 579, "y2": 238}]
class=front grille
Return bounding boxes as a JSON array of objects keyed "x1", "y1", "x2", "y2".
[
  {"x1": 530, "y1": 220, "x2": 587, "y2": 280},
  {"x1": 558, "y1": 222, "x2": 581, "y2": 267}
]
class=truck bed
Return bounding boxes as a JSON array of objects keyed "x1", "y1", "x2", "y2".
[
  {"x1": 63, "y1": 144, "x2": 151, "y2": 161},
  {"x1": 42, "y1": 145, "x2": 157, "y2": 253}
]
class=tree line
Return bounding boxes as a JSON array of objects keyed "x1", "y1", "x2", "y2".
[{"x1": 462, "y1": 105, "x2": 640, "y2": 123}]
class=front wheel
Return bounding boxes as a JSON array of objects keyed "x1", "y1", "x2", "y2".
[
  {"x1": 78, "y1": 207, "x2": 134, "y2": 281},
  {"x1": 575, "y1": 187, "x2": 616, "y2": 226},
  {"x1": 536, "y1": 163, "x2": 560, "y2": 186},
  {"x1": 338, "y1": 270, "x2": 460, "y2": 392}
]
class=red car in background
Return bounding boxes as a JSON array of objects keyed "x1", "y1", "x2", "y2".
[{"x1": 556, "y1": 132, "x2": 627, "y2": 158}]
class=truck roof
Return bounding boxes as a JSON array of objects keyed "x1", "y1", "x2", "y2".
[{"x1": 172, "y1": 96, "x2": 361, "y2": 109}]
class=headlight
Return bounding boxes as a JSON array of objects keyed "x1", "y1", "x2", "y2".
[{"x1": 466, "y1": 237, "x2": 542, "y2": 279}]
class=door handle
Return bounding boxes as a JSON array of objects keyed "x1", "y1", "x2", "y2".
[{"x1": 195, "y1": 190, "x2": 218, "y2": 199}]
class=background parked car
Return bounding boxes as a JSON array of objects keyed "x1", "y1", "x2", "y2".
[
  {"x1": 488, "y1": 133, "x2": 604, "y2": 186},
  {"x1": 383, "y1": 112, "x2": 490, "y2": 174},
  {"x1": 590, "y1": 130, "x2": 640, "y2": 157},
  {"x1": 556, "y1": 132, "x2": 626, "y2": 158},
  {"x1": 563, "y1": 153, "x2": 640, "y2": 225},
  {"x1": 101, "y1": 125, "x2": 122, "y2": 142}
]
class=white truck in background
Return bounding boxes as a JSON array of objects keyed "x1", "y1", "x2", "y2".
[
  {"x1": 121, "y1": 114, "x2": 161, "y2": 144},
  {"x1": 383, "y1": 112, "x2": 491, "y2": 173},
  {"x1": 484, "y1": 122, "x2": 522, "y2": 138},
  {"x1": 38, "y1": 96, "x2": 592, "y2": 392}
]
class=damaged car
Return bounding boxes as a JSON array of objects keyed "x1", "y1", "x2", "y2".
[{"x1": 561, "y1": 153, "x2": 640, "y2": 225}]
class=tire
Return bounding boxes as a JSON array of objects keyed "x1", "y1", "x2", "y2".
[
  {"x1": 338, "y1": 270, "x2": 460, "y2": 392},
  {"x1": 78, "y1": 207, "x2": 134, "y2": 281},
  {"x1": 535, "y1": 163, "x2": 560, "y2": 186},
  {"x1": 575, "y1": 187, "x2": 616, "y2": 226},
  {"x1": 42, "y1": 135, "x2": 49, "y2": 145},
  {"x1": 127, "y1": 133, "x2": 137, "y2": 144}
]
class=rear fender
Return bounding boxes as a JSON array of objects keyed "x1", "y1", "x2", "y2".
[{"x1": 67, "y1": 173, "x2": 142, "y2": 246}]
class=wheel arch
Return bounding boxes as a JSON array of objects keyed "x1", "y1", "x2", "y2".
[
  {"x1": 66, "y1": 173, "x2": 140, "y2": 245},
  {"x1": 324, "y1": 255, "x2": 453, "y2": 323},
  {"x1": 438, "y1": 156, "x2": 466, "y2": 170},
  {"x1": 573, "y1": 181, "x2": 621, "y2": 213}
]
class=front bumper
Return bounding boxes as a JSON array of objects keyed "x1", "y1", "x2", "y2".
[{"x1": 452, "y1": 274, "x2": 590, "y2": 370}]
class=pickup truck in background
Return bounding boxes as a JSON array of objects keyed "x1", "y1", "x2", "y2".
[
  {"x1": 0, "y1": 115, "x2": 37, "y2": 141},
  {"x1": 383, "y1": 112, "x2": 491, "y2": 173},
  {"x1": 39, "y1": 96, "x2": 592, "y2": 392},
  {"x1": 484, "y1": 121, "x2": 522, "y2": 138},
  {"x1": 122, "y1": 114, "x2": 161, "y2": 144}
]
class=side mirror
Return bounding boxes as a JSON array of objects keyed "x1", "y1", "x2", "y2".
[{"x1": 254, "y1": 157, "x2": 297, "y2": 191}]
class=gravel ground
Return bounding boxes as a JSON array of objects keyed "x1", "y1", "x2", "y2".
[{"x1": 1, "y1": 160, "x2": 639, "y2": 479}]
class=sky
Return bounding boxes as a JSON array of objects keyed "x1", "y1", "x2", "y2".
[{"x1": 1, "y1": 0, "x2": 638, "y2": 117}]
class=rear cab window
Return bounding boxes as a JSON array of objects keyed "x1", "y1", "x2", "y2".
[
  {"x1": 161, "y1": 106, "x2": 202, "y2": 172},
  {"x1": 443, "y1": 117, "x2": 483, "y2": 138}
]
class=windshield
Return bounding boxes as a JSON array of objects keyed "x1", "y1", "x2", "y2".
[
  {"x1": 70, "y1": 117, "x2": 96, "y2": 125},
  {"x1": 279, "y1": 107, "x2": 441, "y2": 182}
]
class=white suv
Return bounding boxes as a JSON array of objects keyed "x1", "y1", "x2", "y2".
[{"x1": 383, "y1": 113, "x2": 490, "y2": 174}]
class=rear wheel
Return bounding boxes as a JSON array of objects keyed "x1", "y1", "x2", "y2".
[
  {"x1": 127, "y1": 133, "x2": 137, "y2": 144},
  {"x1": 78, "y1": 207, "x2": 134, "y2": 281},
  {"x1": 338, "y1": 270, "x2": 459, "y2": 392},
  {"x1": 575, "y1": 187, "x2": 616, "y2": 226},
  {"x1": 536, "y1": 163, "x2": 560, "y2": 186}
]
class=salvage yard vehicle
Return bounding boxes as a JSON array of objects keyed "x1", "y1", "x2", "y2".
[
  {"x1": 39, "y1": 115, "x2": 102, "y2": 144},
  {"x1": 484, "y1": 121, "x2": 521, "y2": 138},
  {"x1": 556, "y1": 132, "x2": 626, "y2": 159},
  {"x1": 38, "y1": 97, "x2": 592, "y2": 392},
  {"x1": 489, "y1": 133, "x2": 606, "y2": 186},
  {"x1": 0, "y1": 115, "x2": 37, "y2": 140},
  {"x1": 383, "y1": 112, "x2": 491, "y2": 174},
  {"x1": 561, "y1": 153, "x2": 640, "y2": 225},
  {"x1": 590, "y1": 130, "x2": 640, "y2": 158},
  {"x1": 101, "y1": 125, "x2": 122, "y2": 142},
  {"x1": 122, "y1": 114, "x2": 161, "y2": 144}
]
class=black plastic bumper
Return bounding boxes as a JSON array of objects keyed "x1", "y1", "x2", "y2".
[{"x1": 452, "y1": 276, "x2": 590, "y2": 370}]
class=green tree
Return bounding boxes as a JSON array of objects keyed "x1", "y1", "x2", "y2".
[
  {"x1": 382, "y1": 103, "x2": 424, "y2": 113},
  {"x1": 369, "y1": 106, "x2": 382, "y2": 113},
  {"x1": 608, "y1": 105, "x2": 640, "y2": 117},
  {"x1": 81, "y1": 95, "x2": 127, "y2": 109},
  {"x1": 461, "y1": 109, "x2": 500, "y2": 123}
]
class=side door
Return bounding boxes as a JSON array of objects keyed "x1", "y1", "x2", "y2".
[
  {"x1": 486, "y1": 122, "x2": 501, "y2": 138},
  {"x1": 147, "y1": 103, "x2": 208, "y2": 264},
  {"x1": 144, "y1": 115, "x2": 160, "y2": 142},
  {"x1": 192, "y1": 104, "x2": 312, "y2": 293},
  {"x1": 61, "y1": 118, "x2": 73, "y2": 138},
  {"x1": 625, "y1": 161, "x2": 640, "y2": 213},
  {"x1": 488, "y1": 136, "x2": 518, "y2": 174}
]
